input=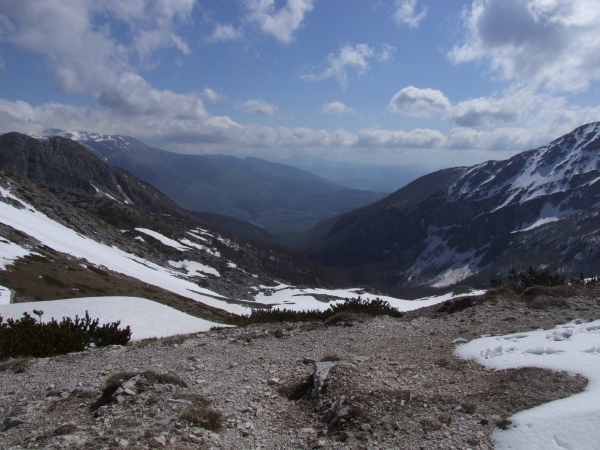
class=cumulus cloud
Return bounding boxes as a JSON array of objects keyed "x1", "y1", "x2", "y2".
[
  {"x1": 303, "y1": 44, "x2": 395, "y2": 90},
  {"x1": 246, "y1": 0, "x2": 313, "y2": 44},
  {"x1": 201, "y1": 88, "x2": 226, "y2": 103},
  {"x1": 0, "y1": 0, "x2": 195, "y2": 94},
  {"x1": 208, "y1": 24, "x2": 242, "y2": 42},
  {"x1": 388, "y1": 86, "x2": 451, "y2": 118},
  {"x1": 393, "y1": 0, "x2": 427, "y2": 28},
  {"x1": 449, "y1": 0, "x2": 600, "y2": 92},
  {"x1": 321, "y1": 101, "x2": 354, "y2": 115},
  {"x1": 236, "y1": 99, "x2": 277, "y2": 115}
]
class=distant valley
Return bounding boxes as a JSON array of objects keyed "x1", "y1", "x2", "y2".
[{"x1": 42, "y1": 130, "x2": 386, "y2": 234}]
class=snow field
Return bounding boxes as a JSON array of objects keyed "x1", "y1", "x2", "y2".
[
  {"x1": 254, "y1": 287, "x2": 485, "y2": 312},
  {"x1": 0, "y1": 188, "x2": 247, "y2": 314},
  {"x1": 0, "y1": 297, "x2": 225, "y2": 340},
  {"x1": 455, "y1": 320, "x2": 600, "y2": 449}
]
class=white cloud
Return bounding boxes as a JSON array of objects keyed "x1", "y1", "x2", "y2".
[
  {"x1": 201, "y1": 88, "x2": 226, "y2": 103},
  {"x1": 208, "y1": 24, "x2": 242, "y2": 43},
  {"x1": 0, "y1": 0, "x2": 195, "y2": 94},
  {"x1": 236, "y1": 99, "x2": 277, "y2": 115},
  {"x1": 321, "y1": 102, "x2": 354, "y2": 115},
  {"x1": 356, "y1": 128, "x2": 445, "y2": 148},
  {"x1": 246, "y1": 0, "x2": 313, "y2": 44},
  {"x1": 450, "y1": 0, "x2": 600, "y2": 92},
  {"x1": 388, "y1": 86, "x2": 451, "y2": 118},
  {"x1": 1, "y1": 84, "x2": 598, "y2": 165},
  {"x1": 393, "y1": 0, "x2": 427, "y2": 28},
  {"x1": 450, "y1": 88, "x2": 537, "y2": 127},
  {"x1": 446, "y1": 127, "x2": 534, "y2": 150},
  {"x1": 303, "y1": 44, "x2": 394, "y2": 90},
  {"x1": 379, "y1": 43, "x2": 396, "y2": 62}
]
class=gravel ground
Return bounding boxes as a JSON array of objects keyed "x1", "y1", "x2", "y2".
[{"x1": 0, "y1": 286, "x2": 598, "y2": 449}]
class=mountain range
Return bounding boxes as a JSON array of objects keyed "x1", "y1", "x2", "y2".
[
  {"x1": 3, "y1": 122, "x2": 600, "y2": 299},
  {"x1": 41, "y1": 130, "x2": 385, "y2": 234},
  {"x1": 295, "y1": 122, "x2": 600, "y2": 295},
  {"x1": 0, "y1": 132, "x2": 349, "y2": 317}
]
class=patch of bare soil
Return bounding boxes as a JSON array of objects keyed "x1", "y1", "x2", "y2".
[{"x1": 0, "y1": 285, "x2": 598, "y2": 449}]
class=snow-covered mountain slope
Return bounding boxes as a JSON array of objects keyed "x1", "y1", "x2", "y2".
[
  {"x1": 448, "y1": 121, "x2": 600, "y2": 219},
  {"x1": 0, "y1": 173, "x2": 462, "y2": 324},
  {"x1": 0, "y1": 132, "x2": 463, "y2": 329},
  {"x1": 301, "y1": 122, "x2": 600, "y2": 290}
]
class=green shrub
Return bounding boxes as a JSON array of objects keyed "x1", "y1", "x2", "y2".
[
  {"x1": 230, "y1": 297, "x2": 402, "y2": 326},
  {"x1": 0, "y1": 310, "x2": 131, "y2": 359},
  {"x1": 492, "y1": 267, "x2": 566, "y2": 294}
]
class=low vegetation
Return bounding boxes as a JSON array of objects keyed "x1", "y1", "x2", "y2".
[
  {"x1": 491, "y1": 267, "x2": 566, "y2": 294},
  {"x1": 229, "y1": 297, "x2": 403, "y2": 326},
  {"x1": 0, "y1": 310, "x2": 131, "y2": 359}
]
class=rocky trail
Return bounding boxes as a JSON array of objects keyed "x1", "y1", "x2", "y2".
[{"x1": 1, "y1": 286, "x2": 598, "y2": 449}]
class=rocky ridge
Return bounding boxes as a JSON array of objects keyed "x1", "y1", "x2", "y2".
[{"x1": 1, "y1": 285, "x2": 597, "y2": 449}]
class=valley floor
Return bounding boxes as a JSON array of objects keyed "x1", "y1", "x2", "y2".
[{"x1": 1, "y1": 286, "x2": 599, "y2": 449}]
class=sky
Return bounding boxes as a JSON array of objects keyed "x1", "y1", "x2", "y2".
[{"x1": 0, "y1": 0, "x2": 599, "y2": 167}]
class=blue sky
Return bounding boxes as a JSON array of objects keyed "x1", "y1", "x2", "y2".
[{"x1": 0, "y1": 0, "x2": 599, "y2": 167}]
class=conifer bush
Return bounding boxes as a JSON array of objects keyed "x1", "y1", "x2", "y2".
[
  {"x1": 491, "y1": 267, "x2": 566, "y2": 294},
  {"x1": 0, "y1": 310, "x2": 131, "y2": 359}
]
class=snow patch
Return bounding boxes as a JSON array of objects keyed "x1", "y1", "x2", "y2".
[
  {"x1": 254, "y1": 287, "x2": 486, "y2": 312},
  {"x1": 0, "y1": 239, "x2": 30, "y2": 270},
  {"x1": 0, "y1": 297, "x2": 224, "y2": 340},
  {"x1": 168, "y1": 260, "x2": 220, "y2": 278},
  {"x1": 135, "y1": 228, "x2": 190, "y2": 251},
  {"x1": 0, "y1": 285, "x2": 12, "y2": 305},
  {"x1": 456, "y1": 319, "x2": 600, "y2": 449}
]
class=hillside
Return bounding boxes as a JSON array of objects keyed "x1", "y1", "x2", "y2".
[
  {"x1": 41, "y1": 130, "x2": 385, "y2": 233},
  {"x1": 297, "y1": 122, "x2": 600, "y2": 294},
  {"x1": 0, "y1": 133, "x2": 368, "y2": 318}
]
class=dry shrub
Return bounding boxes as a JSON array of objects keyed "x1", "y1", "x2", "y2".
[
  {"x1": 179, "y1": 405, "x2": 223, "y2": 432},
  {"x1": 0, "y1": 356, "x2": 33, "y2": 372},
  {"x1": 434, "y1": 296, "x2": 476, "y2": 315},
  {"x1": 521, "y1": 286, "x2": 573, "y2": 309},
  {"x1": 161, "y1": 335, "x2": 187, "y2": 345},
  {"x1": 141, "y1": 370, "x2": 188, "y2": 388},
  {"x1": 496, "y1": 418, "x2": 512, "y2": 430}
]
